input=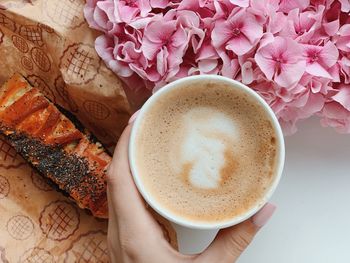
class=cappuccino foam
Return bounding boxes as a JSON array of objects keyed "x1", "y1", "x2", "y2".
[{"x1": 134, "y1": 81, "x2": 278, "y2": 223}]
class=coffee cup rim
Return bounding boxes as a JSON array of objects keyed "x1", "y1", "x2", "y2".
[{"x1": 129, "y1": 75, "x2": 285, "y2": 230}]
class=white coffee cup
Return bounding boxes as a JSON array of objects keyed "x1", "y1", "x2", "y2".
[{"x1": 129, "y1": 75, "x2": 285, "y2": 230}]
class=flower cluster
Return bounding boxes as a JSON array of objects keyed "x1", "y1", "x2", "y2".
[{"x1": 85, "y1": 0, "x2": 350, "y2": 134}]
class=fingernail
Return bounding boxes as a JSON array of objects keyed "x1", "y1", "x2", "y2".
[
  {"x1": 128, "y1": 110, "x2": 140, "y2": 124},
  {"x1": 252, "y1": 203, "x2": 276, "y2": 227}
]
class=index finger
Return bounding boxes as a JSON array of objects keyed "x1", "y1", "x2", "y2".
[{"x1": 106, "y1": 124, "x2": 162, "y2": 235}]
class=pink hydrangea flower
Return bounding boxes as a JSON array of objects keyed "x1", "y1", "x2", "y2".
[
  {"x1": 255, "y1": 36, "x2": 306, "y2": 87},
  {"x1": 141, "y1": 18, "x2": 189, "y2": 81},
  {"x1": 230, "y1": 0, "x2": 249, "y2": 8},
  {"x1": 178, "y1": 0, "x2": 216, "y2": 18},
  {"x1": 323, "y1": 0, "x2": 341, "y2": 36},
  {"x1": 321, "y1": 101, "x2": 350, "y2": 133},
  {"x1": 339, "y1": 0, "x2": 350, "y2": 12},
  {"x1": 335, "y1": 24, "x2": 350, "y2": 52},
  {"x1": 280, "y1": 8, "x2": 318, "y2": 43},
  {"x1": 84, "y1": 0, "x2": 112, "y2": 32},
  {"x1": 212, "y1": 7, "x2": 263, "y2": 56},
  {"x1": 332, "y1": 84, "x2": 350, "y2": 111},
  {"x1": 278, "y1": 0, "x2": 310, "y2": 13},
  {"x1": 196, "y1": 37, "x2": 220, "y2": 74},
  {"x1": 249, "y1": 0, "x2": 279, "y2": 23},
  {"x1": 303, "y1": 41, "x2": 339, "y2": 79},
  {"x1": 85, "y1": 0, "x2": 350, "y2": 135},
  {"x1": 339, "y1": 56, "x2": 350, "y2": 83}
]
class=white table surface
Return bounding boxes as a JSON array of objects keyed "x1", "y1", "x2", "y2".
[{"x1": 174, "y1": 117, "x2": 350, "y2": 263}]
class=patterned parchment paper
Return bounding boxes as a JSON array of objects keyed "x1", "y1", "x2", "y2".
[{"x1": 0, "y1": 1, "x2": 177, "y2": 262}]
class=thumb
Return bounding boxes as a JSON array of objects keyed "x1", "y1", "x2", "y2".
[{"x1": 196, "y1": 203, "x2": 276, "y2": 263}]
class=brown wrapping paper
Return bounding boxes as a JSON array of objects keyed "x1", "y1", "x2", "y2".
[{"x1": 0, "y1": 1, "x2": 177, "y2": 262}]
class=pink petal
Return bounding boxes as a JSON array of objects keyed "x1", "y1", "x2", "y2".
[
  {"x1": 212, "y1": 22, "x2": 234, "y2": 48},
  {"x1": 119, "y1": 5, "x2": 139, "y2": 23},
  {"x1": 332, "y1": 86, "x2": 350, "y2": 111},
  {"x1": 121, "y1": 41, "x2": 141, "y2": 61},
  {"x1": 276, "y1": 60, "x2": 306, "y2": 87},
  {"x1": 322, "y1": 102, "x2": 349, "y2": 119},
  {"x1": 299, "y1": 11, "x2": 316, "y2": 32},
  {"x1": 139, "y1": 0, "x2": 152, "y2": 16},
  {"x1": 323, "y1": 20, "x2": 339, "y2": 36},
  {"x1": 142, "y1": 38, "x2": 161, "y2": 60},
  {"x1": 299, "y1": 93, "x2": 325, "y2": 118},
  {"x1": 198, "y1": 59, "x2": 219, "y2": 73},
  {"x1": 219, "y1": 52, "x2": 239, "y2": 79},
  {"x1": 250, "y1": 0, "x2": 279, "y2": 17},
  {"x1": 339, "y1": 0, "x2": 350, "y2": 12},
  {"x1": 241, "y1": 61, "x2": 254, "y2": 84},
  {"x1": 276, "y1": 87, "x2": 296, "y2": 103},
  {"x1": 226, "y1": 35, "x2": 253, "y2": 56},
  {"x1": 290, "y1": 90, "x2": 309, "y2": 106},
  {"x1": 95, "y1": 36, "x2": 134, "y2": 78},
  {"x1": 282, "y1": 37, "x2": 304, "y2": 64},
  {"x1": 97, "y1": 1, "x2": 115, "y2": 22},
  {"x1": 170, "y1": 27, "x2": 188, "y2": 48},
  {"x1": 129, "y1": 16, "x2": 155, "y2": 29},
  {"x1": 310, "y1": 80, "x2": 322, "y2": 93},
  {"x1": 229, "y1": 0, "x2": 249, "y2": 7},
  {"x1": 151, "y1": 0, "x2": 169, "y2": 8},
  {"x1": 144, "y1": 20, "x2": 176, "y2": 43},
  {"x1": 295, "y1": 30, "x2": 315, "y2": 44},
  {"x1": 336, "y1": 25, "x2": 350, "y2": 52},
  {"x1": 189, "y1": 27, "x2": 206, "y2": 53},
  {"x1": 178, "y1": 0, "x2": 199, "y2": 11},
  {"x1": 95, "y1": 35, "x2": 114, "y2": 61},
  {"x1": 267, "y1": 12, "x2": 287, "y2": 35},
  {"x1": 163, "y1": 9, "x2": 177, "y2": 21},
  {"x1": 130, "y1": 63, "x2": 160, "y2": 82},
  {"x1": 339, "y1": 24, "x2": 350, "y2": 35},
  {"x1": 84, "y1": 5, "x2": 100, "y2": 30},
  {"x1": 108, "y1": 60, "x2": 133, "y2": 77},
  {"x1": 339, "y1": 57, "x2": 350, "y2": 84},
  {"x1": 157, "y1": 48, "x2": 168, "y2": 76},
  {"x1": 197, "y1": 43, "x2": 219, "y2": 61},
  {"x1": 167, "y1": 28, "x2": 188, "y2": 68},
  {"x1": 279, "y1": 119, "x2": 298, "y2": 135},
  {"x1": 168, "y1": 51, "x2": 185, "y2": 72},
  {"x1": 279, "y1": 20, "x2": 298, "y2": 39},
  {"x1": 278, "y1": 0, "x2": 310, "y2": 12},
  {"x1": 241, "y1": 14, "x2": 263, "y2": 43},
  {"x1": 306, "y1": 62, "x2": 332, "y2": 79},
  {"x1": 319, "y1": 41, "x2": 339, "y2": 68},
  {"x1": 86, "y1": 0, "x2": 98, "y2": 7},
  {"x1": 329, "y1": 63, "x2": 340, "y2": 82},
  {"x1": 177, "y1": 10, "x2": 200, "y2": 27},
  {"x1": 255, "y1": 52, "x2": 276, "y2": 80},
  {"x1": 308, "y1": 78, "x2": 331, "y2": 94},
  {"x1": 256, "y1": 36, "x2": 286, "y2": 61},
  {"x1": 335, "y1": 36, "x2": 350, "y2": 52},
  {"x1": 257, "y1": 32, "x2": 275, "y2": 49},
  {"x1": 93, "y1": 6, "x2": 109, "y2": 30}
]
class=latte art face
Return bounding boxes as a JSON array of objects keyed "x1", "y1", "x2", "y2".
[
  {"x1": 133, "y1": 81, "x2": 279, "y2": 224},
  {"x1": 178, "y1": 108, "x2": 238, "y2": 189}
]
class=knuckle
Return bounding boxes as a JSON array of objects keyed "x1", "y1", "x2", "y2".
[
  {"x1": 106, "y1": 166, "x2": 112, "y2": 179},
  {"x1": 120, "y1": 238, "x2": 140, "y2": 261},
  {"x1": 226, "y1": 231, "x2": 253, "y2": 254},
  {"x1": 106, "y1": 166, "x2": 117, "y2": 185}
]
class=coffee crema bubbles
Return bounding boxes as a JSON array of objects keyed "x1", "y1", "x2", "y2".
[{"x1": 134, "y1": 82, "x2": 278, "y2": 224}]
